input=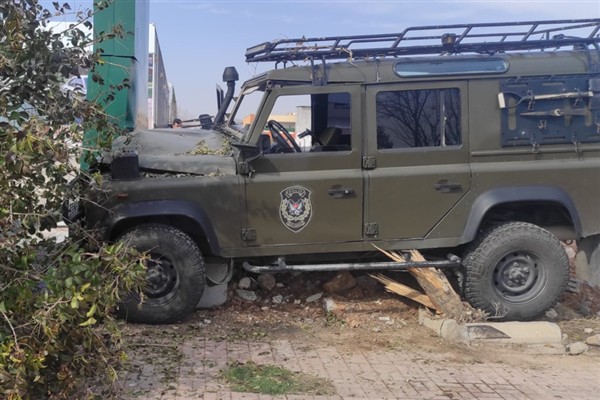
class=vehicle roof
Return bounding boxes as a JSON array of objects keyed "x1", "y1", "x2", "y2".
[
  {"x1": 248, "y1": 49, "x2": 597, "y2": 87},
  {"x1": 243, "y1": 19, "x2": 600, "y2": 88}
]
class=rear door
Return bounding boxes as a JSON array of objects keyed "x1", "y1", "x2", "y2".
[{"x1": 364, "y1": 82, "x2": 471, "y2": 240}]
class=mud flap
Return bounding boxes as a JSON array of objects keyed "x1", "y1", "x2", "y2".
[{"x1": 575, "y1": 235, "x2": 600, "y2": 288}]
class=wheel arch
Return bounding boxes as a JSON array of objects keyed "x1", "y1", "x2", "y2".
[
  {"x1": 107, "y1": 200, "x2": 220, "y2": 256},
  {"x1": 461, "y1": 186, "x2": 582, "y2": 243}
]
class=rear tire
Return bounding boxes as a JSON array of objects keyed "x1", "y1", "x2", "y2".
[
  {"x1": 118, "y1": 224, "x2": 205, "y2": 324},
  {"x1": 463, "y1": 221, "x2": 569, "y2": 321}
]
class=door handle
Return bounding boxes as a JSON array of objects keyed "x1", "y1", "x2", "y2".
[
  {"x1": 434, "y1": 181, "x2": 462, "y2": 193},
  {"x1": 328, "y1": 187, "x2": 355, "y2": 198}
]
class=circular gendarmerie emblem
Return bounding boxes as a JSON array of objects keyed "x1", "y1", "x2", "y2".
[{"x1": 279, "y1": 186, "x2": 313, "y2": 233}]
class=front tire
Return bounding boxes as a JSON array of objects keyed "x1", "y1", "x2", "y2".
[
  {"x1": 463, "y1": 222, "x2": 569, "y2": 321},
  {"x1": 118, "y1": 224, "x2": 206, "y2": 324}
]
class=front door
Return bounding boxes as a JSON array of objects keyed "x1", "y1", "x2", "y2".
[{"x1": 243, "y1": 87, "x2": 364, "y2": 247}]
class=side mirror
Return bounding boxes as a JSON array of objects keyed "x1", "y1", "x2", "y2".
[{"x1": 216, "y1": 84, "x2": 224, "y2": 112}]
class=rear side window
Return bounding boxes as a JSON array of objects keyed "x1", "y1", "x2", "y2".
[
  {"x1": 395, "y1": 59, "x2": 508, "y2": 77},
  {"x1": 376, "y1": 88, "x2": 461, "y2": 149}
]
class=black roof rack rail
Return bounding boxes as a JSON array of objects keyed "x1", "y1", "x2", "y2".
[{"x1": 245, "y1": 19, "x2": 600, "y2": 63}]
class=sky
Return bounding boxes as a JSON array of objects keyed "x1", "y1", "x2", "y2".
[{"x1": 42, "y1": 1, "x2": 600, "y2": 119}]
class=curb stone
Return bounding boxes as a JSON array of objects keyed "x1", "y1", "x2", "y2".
[{"x1": 418, "y1": 308, "x2": 563, "y2": 346}]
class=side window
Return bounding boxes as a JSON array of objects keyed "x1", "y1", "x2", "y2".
[
  {"x1": 264, "y1": 92, "x2": 351, "y2": 153},
  {"x1": 376, "y1": 88, "x2": 461, "y2": 149}
]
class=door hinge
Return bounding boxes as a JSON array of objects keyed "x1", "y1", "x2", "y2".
[
  {"x1": 364, "y1": 222, "x2": 379, "y2": 237},
  {"x1": 238, "y1": 161, "x2": 254, "y2": 176},
  {"x1": 241, "y1": 228, "x2": 256, "y2": 241},
  {"x1": 362, "y1": 156, "x2": 377, "y2": 170}
]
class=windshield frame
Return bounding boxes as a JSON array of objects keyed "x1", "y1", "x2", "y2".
[{"x1": 225, "y1": 76, "x2": 270, "y2": 141}]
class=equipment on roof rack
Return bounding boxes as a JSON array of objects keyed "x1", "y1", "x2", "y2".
[{"x1": 245, "y1": 19, "x2": 600, "y2": 64}]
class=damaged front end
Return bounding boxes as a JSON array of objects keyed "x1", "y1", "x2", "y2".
[
  {"x1": 63, "y1": 66, "x2": 244, "y2": 234},
  {"x1": 106, "y1": 127, "x2": 238, "y2": 179},
  {"x1": 62, "y1": 127, "x2": 239, "y2": 225},
  {"x1": 102, "y1": 66, "x2": 242, "y2": 179}
]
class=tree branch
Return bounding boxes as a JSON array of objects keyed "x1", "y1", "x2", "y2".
[{"x1": 0, "y1": 264, "x2": 42, "y2": 280}]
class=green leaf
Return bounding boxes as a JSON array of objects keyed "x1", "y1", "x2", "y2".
[
  {"x1": 86, "y1": 304, "x2": 97, "y2": 318},
  {"x1": 79, "y1": 317, "x2": 97, "y2": 327}
]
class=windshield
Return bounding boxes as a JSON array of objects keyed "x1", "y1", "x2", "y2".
[{"x1": 226, "y1": 83, "x2": 266, "y2": 137}]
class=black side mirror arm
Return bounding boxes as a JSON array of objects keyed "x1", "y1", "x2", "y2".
[{"x1": 232, "y1": 143, "x2": 263, "y2": 176}]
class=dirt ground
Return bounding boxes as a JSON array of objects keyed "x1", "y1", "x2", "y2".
[
  {"x1": 124, "y1": 269, "x2": 600, "y2": 366},
  {"x1": 112, "y1": 243, "x2": 600, "y2": 399},
  {"x1": 116, "y1": 268, "x2": 600, "y2": 400}
]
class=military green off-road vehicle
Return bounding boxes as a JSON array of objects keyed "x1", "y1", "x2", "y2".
[{"x1": 79, "y1": 19, "x2": 600, "y2": 324}]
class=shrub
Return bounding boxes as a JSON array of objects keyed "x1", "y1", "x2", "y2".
[{"x1": 0, "y1": 1, "x2": 144, "y2": 398}]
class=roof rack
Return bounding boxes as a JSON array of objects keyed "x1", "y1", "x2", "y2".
[{"x1": 245, "y1": 19, "x2": 600, "y2": 63}]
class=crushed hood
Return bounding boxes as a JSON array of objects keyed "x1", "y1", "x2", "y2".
[{"x1": 108, "y1": 128, "x2": 237, "y2": 175}]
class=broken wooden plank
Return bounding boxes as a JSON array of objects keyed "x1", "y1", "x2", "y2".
[
  {"x1": 369, "y1": 273, "x2": 438, "y2": 311},
  {"x1": 406, "y1": 249, "x2": 467, "y2": 320},
  {"x1": 373, "y1": 245, "x2": 470, "y2": 320}
]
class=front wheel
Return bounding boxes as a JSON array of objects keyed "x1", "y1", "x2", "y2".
[
  {"x1": 463, "y1": 222, "x2": 569, "y2": 321},
  {"x1": 117, "y1": 224, "x2": 206, "y2": 324}
]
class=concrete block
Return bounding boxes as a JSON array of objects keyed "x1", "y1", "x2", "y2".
[
  {"x1": 466, "y1": 321, "x2": 562, "y2": 344},
  {"x1": 197, "y1": 283, "x2": 228, "y2": 308},
  {"x1": 419, "y1": 309, "x2": 563, "y2": 346},
  {"x1": 418, "y1": 308, "x2": 444, "y2": 335},
  {"x1": 440, "y1": 318, "x2": 469, "y2": 343},
  {"x1": 575, "y1": 235, "x2": 600, "y2": 288}
]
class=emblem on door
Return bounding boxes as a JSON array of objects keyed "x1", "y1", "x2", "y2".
[{"x1": 279, "y1": 186, "x2": 313, "y2": 233}]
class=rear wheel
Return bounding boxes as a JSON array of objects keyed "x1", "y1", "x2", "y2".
[
  {"x1": 118, "y1": 224, "x2": 205, "y2": 324},
  {"x1": 463, "y1": 221, "x2": 569, "y2": 321}
]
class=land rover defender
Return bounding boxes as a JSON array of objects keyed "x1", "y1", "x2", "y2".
[{"x1": 78, "y1": 19, "x2": 600, "y2": 324}]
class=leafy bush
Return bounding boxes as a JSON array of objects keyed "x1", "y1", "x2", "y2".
[{"x1": 0, "y1": 1, "x2": 145, "y2": 398}]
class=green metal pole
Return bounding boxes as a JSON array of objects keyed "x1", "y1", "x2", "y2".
[{"x1": 82, "y1": 0, "x2": 149, "y2": 168}]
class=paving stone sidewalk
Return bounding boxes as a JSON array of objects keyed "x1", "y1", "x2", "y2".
[{"x1": 121, "y1": 337, "x2": 600, "y2": 400}]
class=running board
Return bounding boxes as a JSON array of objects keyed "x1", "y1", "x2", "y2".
[{"x1": 242, "y1": 256, "x2": 461, "y2": 274}]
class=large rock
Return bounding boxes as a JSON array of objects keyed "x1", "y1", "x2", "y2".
[
  {"x1": 257, "y1": 273, "x2": 276, "y2": 292},
  {"x1": 585, "y1": 334, "x2": 600, "y2": 347},
  {"x1": 306, "y1": 292, "x2": 323, "y2": 303},
  {"x1": 323, "y1": 271, "x2": 357, "y2": 294},
  {"x1": 567, "y1": 341, "x2": 589, "y2": 355},
  {"x1": 238, "y1": 277, "x2": 257, "y2": 290},
  {"x1": 236, "y1": 289, "x2": 257, "y2": 302}
]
